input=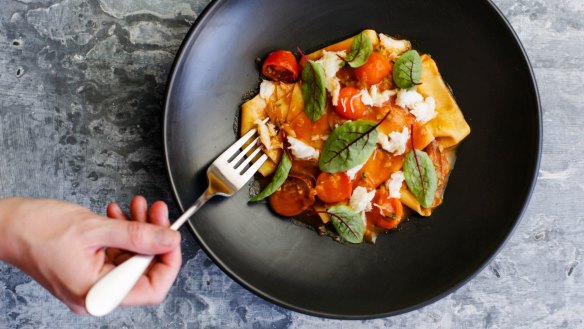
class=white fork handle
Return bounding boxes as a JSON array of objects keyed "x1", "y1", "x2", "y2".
[{"x1": 85, "y1": 189, "x2": 214, "y2": 316}]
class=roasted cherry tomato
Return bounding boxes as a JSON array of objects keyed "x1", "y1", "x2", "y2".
[
  {"x1": 335, "y1": 87, "x2": 366, "y2": 120},
  {"x1": 369, "y1": 187, "x2": 403, "y2": 230},
  {"x1": 315, "y1": 172, "x2": 352, "y2": 203},
  {"x1": 262, "y1": 50, "x2": 299, "y2": 82},
  {"x1": 269, "y1": 177, "x2": 315, "y2": 216},
  {"x1": 354, "y1": 52, "x2": 392, "y2": 85}
]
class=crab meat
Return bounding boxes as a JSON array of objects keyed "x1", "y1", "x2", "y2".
[
  {"x1": 377, "y1": 126, "x2": 410, "y2": 155},
  {"x1": 379, "y1": 34, "x2": 411, "y2": 58},
  {"x1": 287, "y1": 136, "x2": 319, "y2": 160}
]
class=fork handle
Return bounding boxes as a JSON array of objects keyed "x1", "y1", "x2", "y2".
[
  {"x1": 170, "y1": 188, "x2": 214, "y2": 230},
  {"x1": 85, "y1": 189, "x2": 214, "y2": 316}
]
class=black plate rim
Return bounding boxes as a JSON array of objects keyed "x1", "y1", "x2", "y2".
[{"x1": 162, "y1": 0, "x2": 542, "y2": 319}]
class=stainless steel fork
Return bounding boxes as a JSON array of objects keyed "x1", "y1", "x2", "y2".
[{"x1": 85, "y1": 120, "x2": 268, "y2": 316}]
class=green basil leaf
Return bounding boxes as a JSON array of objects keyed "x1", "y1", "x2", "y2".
[
  {"x1": 393, "y1": 50, "x2": 422, "y2": 89},
  {"x1": 319, "y1": 120, "x2": 378, "y2": 173},
  {"x1": 301, "y1": 60, "x2": 327, "y2": 121},
  {"x1": 344, "y1": 31, "x2": 373, "y2": 68},
  {"x1": 327, "y1": 205, "x2": 365, "y2": 243},
  {"x1": 403, "y1": 149, "x2": 438, "y2": 208},
  {"x1": 249, "y1": 152, "x2": 292, "y2": 201}
]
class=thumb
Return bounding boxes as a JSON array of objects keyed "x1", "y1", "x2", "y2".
[{"x1": 97, "y1": 219, "x2": 181, "y2": 254}]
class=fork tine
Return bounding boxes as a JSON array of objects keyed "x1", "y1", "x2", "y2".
[
  {"x1": 224, "y1": 128, "x2": 257, "y2": 157},
  {"x1": 230, "y1": 137, "x2": 260, "y2": 165},
  {"x1": 217, "y1": 117, "x2": 269, "y2": 162},
  {"x1": 241, "y1": 154, "x2": 268, "y2": 181},
  {"x1": 234, "y1": 145, "x2": 263, "y2": 172}
]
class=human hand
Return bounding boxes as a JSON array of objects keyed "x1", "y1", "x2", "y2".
[{"x1": 0, "y1": 196, "x2": 181, "y2": 314}]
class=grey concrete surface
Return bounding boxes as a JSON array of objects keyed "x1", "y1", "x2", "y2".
[{"x1": 0, "y1": 0, "x2": 582, "y2": 328}]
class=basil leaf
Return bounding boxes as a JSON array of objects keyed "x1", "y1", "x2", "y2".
[
  {"x1": 301, "y1": 60, "x2": 327, "y2": 121},
  {"x1": 327, "y1": 205, "x2": 365, "y2": 243},
  {"x1": 319, "y1": 120, "x2": 378, "y2": 173},
  {"x1": 344, "y1": 31, "x2": 373, "y2": 68},
  {"x1": 393, "y1": 50, "x2": 422, "y2": 89},
  {"x1": 403, "y1": 149, "x2": 438, "y2": 208},
  {"x1": 249, "y1": 152, "x2": 292, "y2": 201}
]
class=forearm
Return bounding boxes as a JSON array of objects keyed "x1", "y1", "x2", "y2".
[
  {"x1": 0, "y1": 198, "x2": 26, "y2": 264},
  {"x1": 0, "y1": 198, "x2": 13, "y2": 262}
]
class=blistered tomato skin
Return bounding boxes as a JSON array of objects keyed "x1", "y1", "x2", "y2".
[
  {"x1": 369, "y1": 188, "x2": 404, "y2": 230},
  {"x1": 269, "y1": 177, "x2": 315, "y2": 216},
  {"x1": 262, "y1": 50, "x2": 299, "y2": 82},
  {"x1": 315, "y1": 172, "x2": 352, "y2": 203},
  {"x1": 354, "y1": 52, "x2": 392, "y2": 85}
]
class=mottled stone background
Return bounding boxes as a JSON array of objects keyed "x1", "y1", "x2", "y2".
[{"x1": 0, "y1": 0, "x2": 582, "y2": 328}]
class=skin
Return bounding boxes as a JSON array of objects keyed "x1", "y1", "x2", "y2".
[{"x1": 0, "y1": 196, "x2": 181, "y2": 314}]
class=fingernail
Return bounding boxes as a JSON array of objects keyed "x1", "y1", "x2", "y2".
[{"x1": 157, "y1": 229, "x2": 178, "y2": 247}]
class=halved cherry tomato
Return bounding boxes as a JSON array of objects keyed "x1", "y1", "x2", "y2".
[
  {"x1": 269, "y1": 177, "x2": 315, "y2": 216},
  {"x1": 335, "y1": 87, "x2": 366, "y2": 120},
  {"x1": 354, "y1": 52, "x2": 392, "y2": 85},
  {"x1": 315, "y1": 172, "x2": 352, "y2": 203},
  {"x1": 262, "y1": 50, "x2": 299, "y2": 82},
  {"x1": 369, "y1": 187, "x2": 403, "y2": 230}
]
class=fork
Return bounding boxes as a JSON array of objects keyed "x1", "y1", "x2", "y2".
[{"x1": 85, "y1": 120, "x2": 268, "y2": 316}]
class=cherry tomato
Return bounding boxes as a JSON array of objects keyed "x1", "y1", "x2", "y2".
[
  {"x1": 335, "y1": 87, "x2": 366, "y2": 120},
  {"x1": 369, "y1": 188, "x2": 403, "y2": 230},
  {"x1": 354, "y1": 52, "x2": 392, "y2": 85},
  {"x1": 269, "y1": 177, "x2": 315, "y2": 216},
  {"x1": 262, "y1": 50, "x2": 299, "y2": 82},
  {"x1": 315, "y1": 172, "x2": 352, "y2": 203}
]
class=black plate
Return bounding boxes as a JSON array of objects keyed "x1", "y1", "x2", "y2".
[{"x1": 163, "y1": 0, "x2": 541, "y2": 319}]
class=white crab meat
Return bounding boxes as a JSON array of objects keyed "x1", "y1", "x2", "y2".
[
  {"x1": 287, "y1": 136, "x2": 319, "y2": 160},
  {"x1": 379, "y1": 34, "x2": 411, "y2": 58},
  {"x1": 255, "y1": 119, "x2": 276, "y2": 151},
  {"x1": 386, "y1": 171, "x2": 405, "y2": 198},
  {"x1": 409, "y1": 97, "x2": 437, "y2": 124},
  {"x1": 259, "y1": 80, "x2": 276, "y2": 99},
  {"x1": 360, "y1": 86, "x2": 396, "y2": 107},
  {"x1": 350, "y1": 186, "x2": 376, "y2": 213},
  {"x1": 316, "y1": 50, "x2": 346, "y2": 78},
  {"x1": 316, "y1": 50, "x2": 345, "y2": 106},
  {"x1": 377, "y1": 126, "x2": 410, "y2": 155},
  {"x1": 396, "y1": 88, "x2": 437, "y2": 124}
]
